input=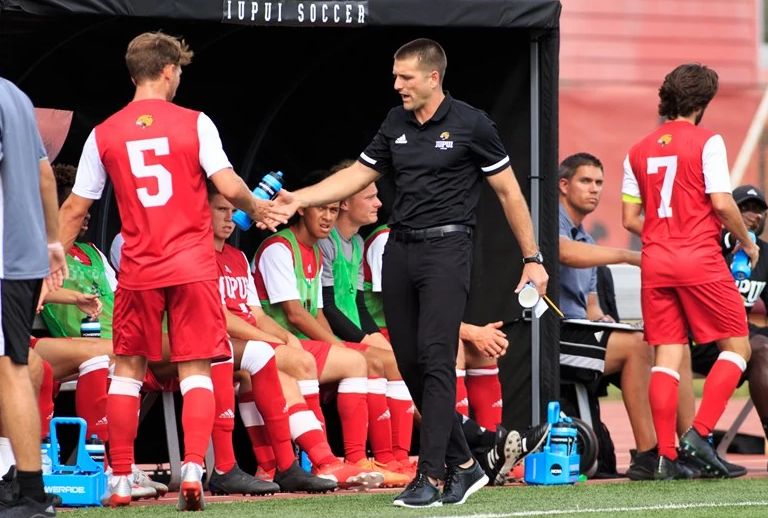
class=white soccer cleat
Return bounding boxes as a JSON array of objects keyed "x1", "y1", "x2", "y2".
[
  {"x1": 177, "y1": 462, "x2": 205, "y2": 511},
  {"x1": 132, "y1": 465, "x2": 168, "y2": 497}
]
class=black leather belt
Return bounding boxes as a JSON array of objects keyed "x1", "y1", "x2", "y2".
[{"x1": 390, "y1": 224, "x2": 472, "y2": 243}]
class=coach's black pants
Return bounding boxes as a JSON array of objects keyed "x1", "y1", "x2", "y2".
[{"x1": 382, "y1": 232, "x2": 473, "y2": 479}]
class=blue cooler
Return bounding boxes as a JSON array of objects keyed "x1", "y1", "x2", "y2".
[
  {"x1": 43, "y1": 417, "x2": 107, "y2": 506},
  {"x1": 524, "y1": 401, "x2": 580, "y2": 485}
]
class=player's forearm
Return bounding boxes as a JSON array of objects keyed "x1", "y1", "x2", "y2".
[
  {"x1": 715, "y1": 198, "x2": 753, "y2": 246},
  {"x1": 489, "y1": 170, "x2": 540, "y2": 257},
  {"x1": 500, "y1": 195, "x2": 539, "y2": 257},
  {"x1": 59, "y1": 198, "x2": 89, "y2": 251},
  {"x1": 39, "y1": 160, "x2": 60, "y2": 244},
  {"x1": 294, "y1": 163, "x2": 380, "y2": 208},
  {"x1": 43, "y1": 287, "x2": 83, "y2": 305},
  {"x1": 559, "y1": 239, "x2": 640, "y2": 268},
  {"x1": 252, "y1": 311, "x2": 293, "y2": 344},
  {"x1": 459, "y1": 322, "x2": 478, "y2": 343},
  {"x1": 224, "y1": 309, "x2": 283, "y2": 343},
  {"x1": 284, "y1": 306, "x2": 337, "y2": 343},
  {"x1": 622, "y1": 202, "x2": 643, "y2": 236}
]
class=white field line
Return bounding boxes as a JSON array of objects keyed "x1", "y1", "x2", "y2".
[{"x1": 432, "y1": 500, "x2": 768, "y2": 517}]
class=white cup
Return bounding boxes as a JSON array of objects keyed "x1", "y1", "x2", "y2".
[{"x1": 518, "y1": 283, "x2": 540, "y2": 308}]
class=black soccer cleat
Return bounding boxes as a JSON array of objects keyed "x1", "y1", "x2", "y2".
[
  {"x1": 653, "y1": 456, "x2": 695, "y2": 481},
  {"x1": 208, "y1": 465, "x2": 280, "y2": 496},
  {"x1": 679, "y1": 428, "x2": 729, "y2": 478},
  {"x1": 274, "y1": 461, "x2": 337, "y2": 493}
]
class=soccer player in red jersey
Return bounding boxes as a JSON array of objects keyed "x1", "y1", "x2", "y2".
[
  {"x1": 622, "y1": 63, "x2": 758, "y2": 479},
  {"x1": 57, "y1": 31, "x2": 288, "y2": 510}
]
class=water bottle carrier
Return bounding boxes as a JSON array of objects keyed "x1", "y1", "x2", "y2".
[
  {"x1": 523, "y1": 401, "x2": 581, "y2": 485},
  {"x1": 43, "y1": 417, "x2": 107, "y2": 507}
]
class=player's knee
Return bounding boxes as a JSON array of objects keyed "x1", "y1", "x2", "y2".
[
  {"x1": 366, "y1": 354, "x2": 385, "y2": 377},
  {"x1": 294, "y1": 350, "x2": 318, "y2": 379},
  {"x1": 344, "y1": 351, "x2": 368, "y2": 378},
  {"x1": 634, "y1": 336, "x2": 653, "y2": 366}
]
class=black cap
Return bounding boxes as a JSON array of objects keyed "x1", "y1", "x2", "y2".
[{"x1": 733, "y1": 185, "x2": 768, "y2": 211}]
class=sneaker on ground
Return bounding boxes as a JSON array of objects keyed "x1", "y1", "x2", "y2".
[
  {"x1": 0, "y1": 466, "x2": 19, "y2": 506},
  {"x1": 625, "y1": 447, "x2": 658, "y2": 481},
  {"x1": 678, "y1": 428, "x2": 729, "y2": 478},
  {"x1": 132, "y1": 465, "x2": 168, "y2": 497},
  {"x1": 355, "y1": 459, "x2": 410, "y2": 488},
  {"x1": 653, "y1": 456, "x2": 695, "y2": 480},
  {"x1": 314, "y1": 460, "x2": 383, "y2": 490},
  {"x1": 274, "y1": 461, "x2": 337, "y2": 493},
  {"x1": 177, "y1": 462, "x2": 205, "y2": 512},
  {"x1": 440, "y1": 460, "x2": 489, "y2": 505},
  {"x1": 2, "y1": 494, "x2": 57, "y2": 518},
  {"x1": 209, "y1": 465, "x2": 280, "y2": 496},
  {"x1": 101, "y1": 474, "x2": 134, "y2": 507},
  {"x1": 392, "y1": 472, "x2": 441, "y2": 508}
]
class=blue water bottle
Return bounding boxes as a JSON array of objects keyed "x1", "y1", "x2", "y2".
[
  {"x1": 730, "y1": 231, "x2": 756, "y2": 281},
  {"x1": 232, "y1": 171, "x2": 284, "y2": 231}
]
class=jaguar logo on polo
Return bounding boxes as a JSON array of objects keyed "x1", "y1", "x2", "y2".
[
  {"x1": 435, "y1": 130, "x2": 454, "y2": 150},
  {"x1": 135, "y1": 114, "x2": 154, "y2": 128}
]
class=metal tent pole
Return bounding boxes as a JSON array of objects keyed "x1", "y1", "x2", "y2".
[{"x1": 529, "y1": 39, "x2": 541, "y2": 425}]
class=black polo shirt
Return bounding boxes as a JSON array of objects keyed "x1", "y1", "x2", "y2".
[{"x1": 359, "y1": 94, "x2": 510, "y2": 230}]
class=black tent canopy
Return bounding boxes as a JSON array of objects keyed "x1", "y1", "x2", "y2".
[{"x1": 0, "y1": 0, "x2": 561, "y2": 429}]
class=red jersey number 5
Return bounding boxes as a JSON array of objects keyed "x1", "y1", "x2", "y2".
[{"x1": 126, "y1": 137, "x2": 173, "y2": 207}]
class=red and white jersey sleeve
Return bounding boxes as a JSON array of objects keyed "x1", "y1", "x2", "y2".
[
  {"x1": 624, "y1": 121, "x2": 733, "y2": 287},
  {"x1": 73, "y1": 100, "x2": 231, "y2": 289},
  {"x1": 257, "y1": 240, "x2": 323, "y2": 308},
  {"x1": 258, "y1": 241, "x2": 302, "y2": 304},
  {"x1": 366, "y1": 231, "x2": 389, "y2": 293}
]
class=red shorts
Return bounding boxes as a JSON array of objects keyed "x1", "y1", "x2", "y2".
[
  {"x1": 29, "y1": 336, "x2": 39, "y2": 349},
  {"x1": 113, "y1": 280, "x2": 230, "y2": 362},
  {"x1": 300, "y1": 339, "x2": 331, "y2": 376},
  {"x1": 142, "y1": 369, "x2": 180, "y2": 392},
  {"x1": 379, "y1": 328, "x2": 390, "y2": 341},
  {"x1": 642, "y1": 280, "x2": 748, "y2": 346}
]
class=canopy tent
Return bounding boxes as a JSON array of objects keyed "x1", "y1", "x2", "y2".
[{"x1": 0, "y1": 0, "x2": 561, "y2": 429}]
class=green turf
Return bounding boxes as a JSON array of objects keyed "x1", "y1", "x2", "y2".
[{"x1": 61, "y1": 478, "x2": 768, "y2": 517}]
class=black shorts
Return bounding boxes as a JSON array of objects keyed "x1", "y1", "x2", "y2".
[
  {"x1": 1, "y1": 278, "x2": 42, "y2": 365},
  {"x1": 560, "y1": 322, "x2": 614, "y2": 386}
]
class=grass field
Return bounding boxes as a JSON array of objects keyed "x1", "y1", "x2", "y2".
[{"x1": 60, "y1": 478, "x2": 768, "y2": 517}]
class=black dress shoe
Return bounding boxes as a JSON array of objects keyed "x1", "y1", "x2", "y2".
[
  {"x1": 392, "y1": 472, "x2": 441, "y2": 508},
  {"x1": 440, "y1": 460, "x2": 489, "y2": 505}
]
